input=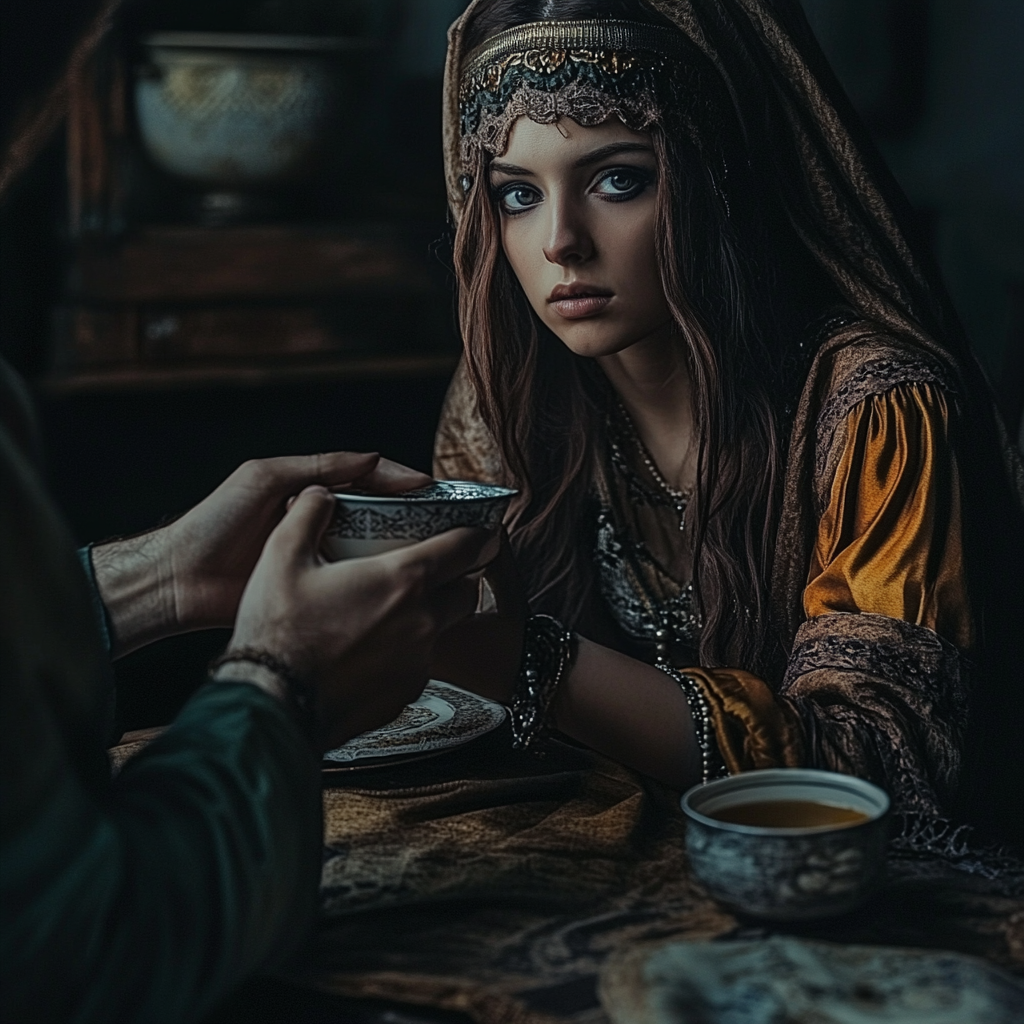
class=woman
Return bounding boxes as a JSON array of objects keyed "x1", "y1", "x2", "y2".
[{"x1": 431, "y1": 0, "x2": 1024, "y2": 847}]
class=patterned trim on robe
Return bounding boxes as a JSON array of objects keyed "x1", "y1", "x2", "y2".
[{"x1": 781, "y1": 612, "x2": 971, "y2": 817}]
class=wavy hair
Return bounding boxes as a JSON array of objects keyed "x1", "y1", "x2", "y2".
[{"x1": 453, "y1": 0, "x2": 840, "y2": 676}]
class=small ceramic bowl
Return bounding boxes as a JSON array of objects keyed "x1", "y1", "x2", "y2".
[
  {"x1": 682, "y1": 768, "x2": 890, "y2": 921},
  {"x1": 135, "y1": 33, "x2": 369, "y2": 186},
  {"x1": 322, "y1": 481, "x2": 516, "y2": 560}
]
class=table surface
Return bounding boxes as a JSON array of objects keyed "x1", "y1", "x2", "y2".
[{"x1": 113, "y1": 725, "x2": 1024, "y2": 1024}]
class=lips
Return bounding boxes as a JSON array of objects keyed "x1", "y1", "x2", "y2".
[{"x1": 548, "y1": 283, "x2": 613, "y2": 320}]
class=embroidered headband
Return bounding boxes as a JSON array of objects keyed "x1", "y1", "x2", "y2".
[{"x1": 458, "y1": 19, "x2": 695, "y2": 165}]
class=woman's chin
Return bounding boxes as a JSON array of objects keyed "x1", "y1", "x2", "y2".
[{"x1": 548, "y1": 322, "x2": 646, "y2": 360}]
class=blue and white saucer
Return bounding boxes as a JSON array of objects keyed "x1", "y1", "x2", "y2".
[{"x1": 322, "y1": 680, "x2": 506, "y2": 771}]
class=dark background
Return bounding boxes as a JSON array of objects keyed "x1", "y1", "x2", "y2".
[{"x1": 2, "y1": 0, "x2": 1022, "y2": 727}]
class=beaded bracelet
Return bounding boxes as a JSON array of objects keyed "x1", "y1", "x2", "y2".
[
  {"x1": 209, "y1": 647, "x2": 317, "y2": 739},
  {"x1": 509, "y1": 614, "x2": 577, "y2": 749},
  {"x1": 656, "y1": 664, "x2": 722, "y2": 784}
]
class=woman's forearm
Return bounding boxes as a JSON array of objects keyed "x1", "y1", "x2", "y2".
[
  {"x1": 552, "y1": 638, "x2": 701, "y2": 790},
  {"x1": 432, "y1": 617, "x2": 701, "y2": 788}
]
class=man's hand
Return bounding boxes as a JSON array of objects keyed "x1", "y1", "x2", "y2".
[
  {"x1": 92, "y1": 453, "x2": 431, "y2": 657},
  {"x1": 221, "y1": 486, "x2": 498, "y2": 751}
]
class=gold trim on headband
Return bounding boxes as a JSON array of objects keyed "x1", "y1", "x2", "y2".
[{"x1": 461, "y1": 18, "x2": 688, "y2": 86}]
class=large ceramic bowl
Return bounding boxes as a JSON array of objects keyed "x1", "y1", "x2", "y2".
[
  {"x1": 135, "y1": 32, "x2": 366, "y2": 187},
  {"x1": 682, "y1": 768, "x2": 890, "y2": 921},
  {"x1": 323, "y1": 481, "x2": 517, "y2": 560}
]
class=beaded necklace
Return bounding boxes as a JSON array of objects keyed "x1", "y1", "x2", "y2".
[{"x1": 614, "y1": 399, "x2": 693, "y2": 532}]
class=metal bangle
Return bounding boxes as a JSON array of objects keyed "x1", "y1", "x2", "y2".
[
  {"x1": 509, "y1": 614, "x2": 577, "y2": 749},
  {"x1": 656, "y1": 664, "x2": 721, "y2": 784}
]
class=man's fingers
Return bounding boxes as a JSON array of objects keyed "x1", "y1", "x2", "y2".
[
  {"x1": 243, "y1": 452, "x2": 382, "y2": 494},
  {"x1": 350, "y1": 457, "x2": 433, "y2": 495},
  {"x1": 391, "y1": 527, "x2": 500, "y2": 589},
  {"x1": 267, "y1": 486, "x2": 335, "y2": 563},
  {"x1": 235, "y1": 452, "x2": 436, "y2": 502},
  {"x1": 308, "y1": 452, "x2": 382, "y2": 487}
]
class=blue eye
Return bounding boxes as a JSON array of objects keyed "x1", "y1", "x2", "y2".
[
  {"x1": 593, "y1": 167, "x2": 652, "y2": 200},
  {"x1": 496, "y1": 183, "x2": 542, "y2": 214}
]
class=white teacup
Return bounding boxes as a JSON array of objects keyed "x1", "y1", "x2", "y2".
[{"x1": 322, "y1": 480, "x2": 516, "y2": 560}]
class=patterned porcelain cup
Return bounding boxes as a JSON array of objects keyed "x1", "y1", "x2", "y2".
[
  {"x1": 682, "y1": 768, "x2": 890, "y2": 921},
  {"x1": 323, "y1": 481, "x2": 517, "y2": 560}
]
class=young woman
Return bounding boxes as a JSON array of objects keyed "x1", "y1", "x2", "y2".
[{"x1": 430, "y1": 0, "x2": 1024, "y2": 848}]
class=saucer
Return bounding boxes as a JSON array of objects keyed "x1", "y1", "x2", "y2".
[{"x1": 322, "y1": 680, "x2": 506, "y2": 771}]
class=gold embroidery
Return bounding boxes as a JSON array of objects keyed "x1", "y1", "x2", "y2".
[{"x1": 464, "y1": 47, "x2": 650, "y2": 101}]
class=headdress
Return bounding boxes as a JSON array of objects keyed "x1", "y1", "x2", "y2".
[{"x1": 457, "y1": 18, "x2": 720, "y2": 169}]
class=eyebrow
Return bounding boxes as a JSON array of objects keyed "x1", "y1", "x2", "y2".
[
  {"x1": 489, "y1": 141, "x2": 655, "y2": 178},
  {"x1": 490, "y1": 160, "x2": 533, "y2": 176},
  {"x1": 570, "y1": 141, "x2": 654, "y2": 168}
]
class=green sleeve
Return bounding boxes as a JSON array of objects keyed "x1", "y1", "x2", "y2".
[{"x1": 0, "y1": 681, "x2": 322, "y2": 1024}]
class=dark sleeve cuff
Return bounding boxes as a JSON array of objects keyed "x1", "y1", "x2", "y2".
[
  {"x1": 77, "y1": 544, "x2": 118, "y2": 741},
  {"x1": 77, "y1": 544, "x2": 114, "y2": 656}
]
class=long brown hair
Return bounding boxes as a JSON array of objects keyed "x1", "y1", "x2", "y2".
[{"x1": 453, "y1": 0, "x2": 840, "y2": 677}]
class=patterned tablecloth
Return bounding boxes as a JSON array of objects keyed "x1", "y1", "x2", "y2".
[{"x1": 112, "y1": 725, "x2": 1024, "y2": 1024}]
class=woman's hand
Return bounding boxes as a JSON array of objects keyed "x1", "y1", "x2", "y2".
[
  {"x1": 428, "y1": 530, "x2": 529, "y2": 703},
  {"x1": 92, "y1": 452, "x2": 431, "y2": 657},
  {"x1": 222, "y1": 486, "x2": 498, "y2": 751}
]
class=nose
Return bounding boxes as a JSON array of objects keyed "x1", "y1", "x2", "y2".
[{"x1": 542, "y1": 197, "x2": 594, "y2": 266}]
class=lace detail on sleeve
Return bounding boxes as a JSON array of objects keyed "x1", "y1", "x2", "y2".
[{"x1": 782, "y1": 612, "x2": 970, "y2": 817}]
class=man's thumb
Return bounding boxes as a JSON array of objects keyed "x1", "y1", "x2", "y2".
[{"x1": 269, "y1": 485, "x2": 335, "y2": 563}]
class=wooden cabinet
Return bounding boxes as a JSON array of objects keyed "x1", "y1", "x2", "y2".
[
  {"x1": 56, "y1": 223, "x2": 458, "y2": 391},
  {"x1": 52, "y1": 19, "x2": 458, "y2": 393}
]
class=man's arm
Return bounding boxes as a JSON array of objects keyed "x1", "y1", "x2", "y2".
[
  {"x1": 89, "y1": 452, "x2": 431, "y2": 658},
  {"x1": 3, "y1": 442, "x2": 493, "y2": 1023},
  {"x1": 1, "y1": 679, "x2": 321, "y2": 1024}
]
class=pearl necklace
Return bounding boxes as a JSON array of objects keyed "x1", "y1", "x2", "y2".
[{"x1": 615, "y1": 400, "x2": 693, "y2": 531}]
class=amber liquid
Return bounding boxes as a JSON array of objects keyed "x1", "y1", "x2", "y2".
[{"x1": 709, "y1": 799, "x2": 870, "y2": 828}]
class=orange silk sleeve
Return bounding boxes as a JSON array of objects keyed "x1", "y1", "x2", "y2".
[
  {"x1": 686, "y1": 382, "x2": 971, "y2": 776},
  {"x1": 682, "y1": 667, "x2": 805, "y2": 775},
  {"x1": 804, "y1": 382, "x2": 972, "y2": 649}
]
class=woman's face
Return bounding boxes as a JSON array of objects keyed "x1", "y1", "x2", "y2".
[{"x1": 490, "y1": 116, "x2": 672, "y2": 359}]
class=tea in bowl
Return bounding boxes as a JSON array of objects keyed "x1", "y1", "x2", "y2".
[
  {"x1": 323, "y1": 480, "x2": 516, "y2": 560},
  {"x1": 682, "y1": 768, "x2": 890, "y2": 921}
]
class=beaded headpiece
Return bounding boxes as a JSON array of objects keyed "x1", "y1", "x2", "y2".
[{"x1": 458, "y1": 19, "x2": 705, "y2": 166}]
